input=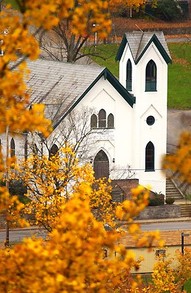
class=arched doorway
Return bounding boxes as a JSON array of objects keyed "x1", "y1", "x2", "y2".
[{"x1": 93, "y1": 150, "x2": 109, "y2": 179}]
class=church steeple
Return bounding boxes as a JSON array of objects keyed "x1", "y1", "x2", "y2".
[
  {"x1": 116, "y1": 31, "x2": 171, "y2": 194},
  {"x1": 116, "y1": 31, "x2": 171, "y2": 94}
]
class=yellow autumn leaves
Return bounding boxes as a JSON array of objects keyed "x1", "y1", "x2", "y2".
[
  {"x1": 1, "y1": 0, "x2": 190, "y2": 292},
  {"x1": 163, "y1": 132, "x2": 191, "y2": 186}
]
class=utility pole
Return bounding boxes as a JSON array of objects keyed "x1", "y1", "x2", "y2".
[
  {"x1": 0, "y1": 0, "x2": 3, "y2": 12},
  {"x1": 181, "y1": 232, "x2": 190, "y2": 255},
  {"x1": 5, "y1": 126, "x2": 10, "y2": 247}
]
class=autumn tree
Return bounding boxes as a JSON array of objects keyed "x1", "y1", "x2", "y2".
[
  {"x1": 12, "y1": 145, "x2": 117, "y2": 232},
  {"x1": 27, "y1": 109, "x2": 97, "y2": 160},
  {"x1": 37, "y1": 0, "x2": 111, "y2": 63},
  {"x1": 163, "y1": 132, "x2": 191, "y2": 195},
  {"x1": 108, "y1": 0, "x2": 157, "y2": 17},
  {"x1": 0, "y1": 0, "x2": 111, "y2": 224},
  {"x1": 37, "y1": 0, "x2": 158, "y2": 63},
  {"x1": 0, "y1": 1, "x2": 164, "y2": 292},
  {"x1": 0, "y1": 184, "x2": 161, "y2": 293},
  {"x1": 151, "y1": 248, "x2": 191, "y2": 292}
]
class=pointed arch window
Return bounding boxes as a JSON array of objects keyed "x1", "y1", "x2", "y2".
[
  {"x1": 145, "y1": 60, "x2": 157, "y2": 91},
  {"x1": 91, "y1": 110, "x2": 114, "y2": 129},
  {"x1": 90, "y1": 114, "x2": 97, "y2": 129},
  {"x1": 24, "y1": 140, "x2": 28, "y2": 160},
  {"x1": 50, "y1": 144, "x2": 58, "y2": 158},
  {"x1": 145, "y1": 141, "x2": 155, "y2": 171},
  {"x1": 126, "y1": 59, "x2": 132, "y2": 91},
  {"x1": 98, "y1": 109, "x2": 106, "y2": 128},
  {"x1": 32, "y1": 143, "x2": 38, "y2": 169},
  {"x1": 107, "y1": 113, "x2": 114, "y2": 128},
  {"x1": 32, "y1": 143, "x2": 38, "y2": 155},
  {"x1": 10, "y1": 138, "x2": 15, "y2": 157}
]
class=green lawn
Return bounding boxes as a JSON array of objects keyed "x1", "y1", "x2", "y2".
[
  {"x1": 4, "y1": 0, "x2": 19, "y2": 9},
  {"x1": 90, "y1": 42, "x2": 191, "y2": 110},
  {"x1": 185, "y1": 279, "x2": 191, "y2": 292}
]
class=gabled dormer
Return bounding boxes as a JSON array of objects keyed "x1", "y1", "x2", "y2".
[{"x1": 116, "y1": 31, "x2": 172, "y2": 96}]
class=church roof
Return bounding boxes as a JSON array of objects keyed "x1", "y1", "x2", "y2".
[
  {"x1": 116, "y1": 31, "x2": 172, "y2": 64},
  {"x1": 26, "y1": 59, "x2": 135, "y2": 128}
]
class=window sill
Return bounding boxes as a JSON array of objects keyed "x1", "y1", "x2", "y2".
[
  {"x1": 91, "y1": 127, "x2": 115, "y2": 130},
  {"x1": 145, "y1": 90, "x2": 157, "y2": 92}
]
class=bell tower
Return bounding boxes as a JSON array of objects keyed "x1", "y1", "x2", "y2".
[{"x1": 116, "y1": 31, "x2": 172, "y2": 193}]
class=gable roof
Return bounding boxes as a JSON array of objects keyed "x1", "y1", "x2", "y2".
[
  {"x1": 26, "y1": 59, "x2": 135, "y2": 129},
  {"x1": 116, "y1": 31, "x2": 172, "y2": 64}
]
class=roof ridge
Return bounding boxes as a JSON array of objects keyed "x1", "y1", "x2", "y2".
[{"x1": 135, "y1": 31, "x2": 144, "y2": 61}]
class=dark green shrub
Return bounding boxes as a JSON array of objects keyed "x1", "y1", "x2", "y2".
[
  {"x1": 9, "y1": 180, "x2": 30, "y2": 204},
  {"x1": 166, "y1": 198, "x2": 175, "y2": 205},
  {"x1": 148, "y1": 192, "x2": 164, "y2": 206},
  {"x1": 148, "y1": 197, "x2": 164, "y2": 206},
  {"x1": 0, "y1": 179, "x2": 29, "y2": 204},
  {"x1": 145, "y1": 0, "x2": 185, "y2": 21}
]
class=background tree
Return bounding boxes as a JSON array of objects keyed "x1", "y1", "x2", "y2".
[
  {"x1": 13, "y1": 145, "x2": 118, "y2": 231},
  {"x1": 37, "y1": 0, "x2": 158, "y2": 63},
  {"x1": 27, "y1": 109, "x2": 97, "y2": 160},
  {"x1": 145, "y1": 0, "x2": 184, "y2": 21},
  {"x1": 108, "y1": 0, "x2": 157, "y2": 18},
  {"x1": 36, "y1": 0, "x2": 111, "y2": 63}
]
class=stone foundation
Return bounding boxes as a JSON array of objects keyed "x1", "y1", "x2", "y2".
[{"x1": 136, "y1": 204, "x2": 181, "y2": 220}]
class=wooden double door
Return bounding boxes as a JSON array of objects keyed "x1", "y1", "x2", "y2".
[{"x1": 93, "y1": 150, "x2": 109, "y2": 179}]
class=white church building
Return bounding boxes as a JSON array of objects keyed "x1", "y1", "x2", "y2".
[{"x1": 4, "y1": 31, "x2": 171, "y2": 195}]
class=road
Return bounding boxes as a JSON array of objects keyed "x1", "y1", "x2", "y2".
[
  {"x1": 0, "y1": 227, "x2": 46, "y2": 244},
  {"x1": 0, "y1": 221, "x2": 190, "y2": 244},
  {"x1": 140, "y1": 221, "x2": 191, "y2": 231}
]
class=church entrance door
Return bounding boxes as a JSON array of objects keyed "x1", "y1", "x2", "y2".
[{"x1": 93, "y1": 150, "x2": 109, "y2": 179}]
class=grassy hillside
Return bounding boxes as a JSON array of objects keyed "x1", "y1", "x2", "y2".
[
  {"x1": 91, "y1": 42, "x2": 191, "y2": 109},
  {"x1": 4, "y1": 0, "x2": 19, "y2": 8},
  {"x1": 168, "y1": 42, "x2": 191, "y2": 109}
]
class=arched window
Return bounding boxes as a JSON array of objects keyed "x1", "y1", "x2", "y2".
[
  {"x1": 24, "y1": 140, "x2": 28, "y2": 160},
  {"x1": 145, "y1": 60, "x2": 157, "y2": 91},
  {"x1": 32, "y1": 143, "x2": 38, "y2": 155},
  {"x1": 145, "y1": 141, "x2": 155, "y2": 171},
  {"x1": 10, "y1": 138, "x2": 15, "y2": 157},
  {"x1": 32, "y1": 143, "x2": 38, "y2": 169},
  {"x1": 50, "y1": 144, "x2": 58, "y2": 157},
  {"x1": 94, "y1": 150, "x2": 109, "y2": 179},
  {"x1": 90, "y1": 114, "x2": 97, "y2": 129},
  {"x1": 107, "y1": 113, "x2": 114, "y2": 128},
  {"x1": 98, "y1": 109, "x2": 106, "y2": 128},
  {"x1": 126, "y1": 59, "x2": 132, "y2": 91}
]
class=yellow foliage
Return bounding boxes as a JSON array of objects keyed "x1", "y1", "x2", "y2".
[
  {"x1": 0, "y1": 0, "x2": 163, "y2": 291},
  {"x1": 151, "y1": 249, "x2": 191, "y2": 292},
  {"x1": 0, "y1": 184, "x2": 160, "y2": 292},
  {"x1": 5, "y1": 144, "x2": 162, "y2": 292},
  {"x1": 109, "y1": 0, "x2": 157, "y2": 12},
  {"x1": 163, "y1": 132, "x2": 191, "y2": 186}
]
